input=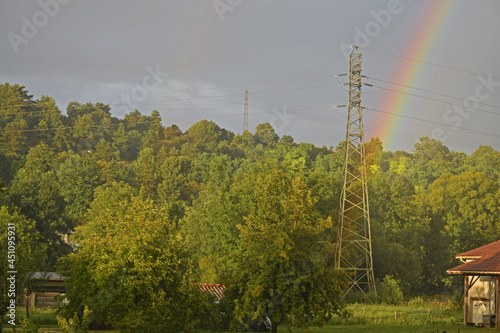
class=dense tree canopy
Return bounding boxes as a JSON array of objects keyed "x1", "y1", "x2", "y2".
[
  {"x1": 60, "y1": 197, "x2": 207, "y2": 333},
  {"x1": 1, "y1": 83, "x2": 499, "y2": 331}
]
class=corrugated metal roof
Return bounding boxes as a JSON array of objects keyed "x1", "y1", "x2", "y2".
[{"x1": 30, "y1": 272, "x2": 67, "y2": 280}]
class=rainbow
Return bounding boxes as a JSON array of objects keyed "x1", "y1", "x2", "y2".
[
  {"x1": 368, "y1": 0, "x2": 461, "y2": 149},
  {"x1": 168, "y1": 2, "x2": 214, "y2": 79}
]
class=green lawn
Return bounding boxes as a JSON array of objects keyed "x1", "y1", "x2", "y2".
[
  {"x1": 282, "y1": 302, "x2": 482, "y2": 333},
  {"x1": 285, "y1": 324, "x2": 484, "y2": 332},
  {"x1": 3, "y1": 303, "x2": 488, "y2": 332},
  {"x1": 9, "y1": 307, "x2": 59, "y2": 326}
]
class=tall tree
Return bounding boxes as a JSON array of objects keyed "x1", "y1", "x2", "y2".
[
  {"x1": 254, "y1": 123, "x2": 279, "y2": 147},
  {"x1": 9, "y1": 143, "x2": 69, "y2": 266},
  {"x1": 57, "y1": 153, "x2": 104, "y2": 225},
  {"x1": 406, "y1": 137, "x2": 465, "y2": 191},
  {"x1": 224, "y1": 169, "x2": 346, "y2": 332},
  {"x1": 0, "y1": 207, "x2": 46, "y2": 331},
  {"x1": 59, "y1": 197, "x2": 208, "y2": 332},
  {"x1": 465, "y1": 145, "x2": 500, "y2": 180}
]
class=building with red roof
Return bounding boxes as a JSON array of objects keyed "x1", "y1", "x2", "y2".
[
  {"x1": 447, "y1": 240, "x2": 500, "y2": 328},
  {"x1": 198, "y1": 283, "x2": 225, "y2": 302}
]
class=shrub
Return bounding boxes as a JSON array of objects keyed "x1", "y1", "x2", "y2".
[
  {"x1": 57, "y1": 306, "x2": 92, "y2": 333},
  {"x1": 379, "y1": 275, "x2": 404, "y2": 304},
  {"x1": 451, "y1": 288, "x2": 464, "y2": 310},
  {"x1": 409, "y1": 296, "x2": 424, "y2": 307},
  {"x1": 21, "y1": 318, "x2": 40, "y2": 333}
]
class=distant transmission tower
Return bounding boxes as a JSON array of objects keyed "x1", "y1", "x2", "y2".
[
  {"x1": 243, "y1": 89, "x2": 249, "y2": 132},
  {"x1": 335, "y1": 46, "x2": 376, "y2": 301}
]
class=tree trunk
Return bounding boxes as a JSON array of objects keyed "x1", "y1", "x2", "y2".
[
  {"x1": 26, "y1": 297, "x2": 29, "y2": 319},
  {"x1": 271, "y1": 321, "x2": 278, "y2": 333}
]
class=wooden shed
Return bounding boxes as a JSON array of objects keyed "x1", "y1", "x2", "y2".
[
  {"x1": 26, "y1": 272, "x2": 67, "y2": 307},
  {"x1": 447, "y1": 240, "x2": 500, "y2": 328}
]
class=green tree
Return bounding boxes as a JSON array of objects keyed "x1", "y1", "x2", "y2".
[
  {"x1": 0, "y1": 84, "x2": 37, "y2": 154},
  {"x1": 465, "y1": 145, "x2": 500, "y2": 180},
  {"x1": 182, "y1": 154, "x2": 240, "y2": 283},
  {"x1": 186, "y1": 120, "x2": 232, "y2": 153},
  {"x1": 0, "y1": 83, "x2": 34, "y2": 126},
  {"x1": 254, "y1": 123, "x2": 279, "y2": 147},
  {"x1": 112, "y1": 123, "x2": 141, "y2": 161},
  {"x1": 9, "y1": 143, "x2": 69, "y2": 266},
  {"x1": 93, "y1": 139, "x2": 118, "y2": 162},
  {"x1": 368, "y1": 171, "x2": 422, "y2": 293},
  {"x1": 140, "y1": 110, "x2": 164, "y2": 150},
  {"x1": 132, "y1": 148, "x2": 157, "y2": 199},
  {"x1": 75, "y1": 181, "x2": 135, "y2": 241},
  {"x1": 157, "y1": 154, "x2": 196, "y2": 220},
  {"x1": 378, "y1": 275, "x2": 404, "y2": 304},
  {"x1": 224, "y1": 169, "x2": 346, "y2": 332},
  {"x1": 1, "y1": 116, "x2": 28, "y2": 158},
  {"x1": 59, "y1": 198, "x2": 208, "y2": 332},
  {"x1": 406, "y1": 137, "x2": 464, "y2": 191},
  {"x1": 57, "y1": 153, "x2": 104, "y2": 225},
  {"x1": 431, "y1": 171, "x2": 500, "y2": 256},
  {"x1": 0, "y1": 207, "x2": 46, "y2": 331},
  {"x1": 34, "y1": 95, "x2": 64, "y2": 146},
  {"x1": 69, "y1": 102, "x2": 115, "y2": 152}
]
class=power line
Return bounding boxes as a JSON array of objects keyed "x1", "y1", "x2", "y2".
[
  {"x1": 367, "y1": 77, "x2": 500, "y2": 111},
  {"x1": 24, "y1": 75, "x2": 335, "y2": 100},
  {"x1": 146, "y1": 75, "x2": 335, "y2": 96},
  {"x1": 0, "y1": 83, "x2": 342, "y2": 111},
  {"x1": 360, "y1": 46, "x2": 500, "y2": 82},
  {"x1": 4, "y1": 101, "x2": 500, "y2": 141},
  {"x1": 3, "y1": 106, "x2": 333, "y2": 133},
  {"x1": 134, "y1": 84, "x2": 342, "y2": 105},
  {"x1": 366, "y1": 107, "x2": 500, "y2": 139},
  {"x1": 369, "y1": 84, "x2": 500, "y2": 117}
]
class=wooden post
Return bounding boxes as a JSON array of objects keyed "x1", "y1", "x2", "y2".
[
  {"x1": 271, "y1": 321, "x2": 278, "y2": 333},
  {"x1": 26, "y1": 296, "x2": 29, "y2": 319},
  {"x1": 394, "y1": 310, "x2": 397, "y2": 323},
  {"x1": 464, "y1": 275, "x2": 469, "y2": 326},
  {"x1": 496, "y1": 276, "x2": 500, "y2": 329}
]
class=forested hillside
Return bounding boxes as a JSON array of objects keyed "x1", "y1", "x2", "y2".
[{"x1": 1, "y1": 83, "x2": 499, "y2": 330}]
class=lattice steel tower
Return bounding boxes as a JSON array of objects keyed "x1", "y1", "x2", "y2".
[
  {"x1": 243, "y1": 89, "x2": 249, "y2": 132},
  {"x1": 335, "y1": 46, "x2": 376, "y2": 300}
]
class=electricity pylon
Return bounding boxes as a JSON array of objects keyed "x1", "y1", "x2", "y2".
[
  {"x1": 243, "y1": 89, "x2": 249, "y2": 132},
  {"x1": 335, "y1": 46, "x2": 376, "y2": 301}
]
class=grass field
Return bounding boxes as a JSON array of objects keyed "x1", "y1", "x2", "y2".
[
  {"x1": 2, "y1": 303, "x2": 488, "y2": 332},
  {"x1": 284, "y1": 324, "x2": 484, "y2": 332},
  {"x1": 9, "y1": 307, "x2": 59, "y2": 326},
  {"x1": 281, "y1": 302, "x2": 483, "y2": 333}
]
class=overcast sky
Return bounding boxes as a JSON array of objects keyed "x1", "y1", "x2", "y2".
[{"x1": 1, "y1": 0, "x2": 499, "y2": 153}]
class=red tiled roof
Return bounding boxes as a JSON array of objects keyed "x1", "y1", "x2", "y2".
[
  {"x1": 199, "y1": 283, "x2": 225, "y2": 301},
  {"x1": 448, "y1": 240, "x2": 500, "y2": 275},
  {"x1": 448, "y1": 254, "x2": 500, "y2": 275},
  {"x1": 456, "y1": 240, "x2": 500, "y2": 259}
]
